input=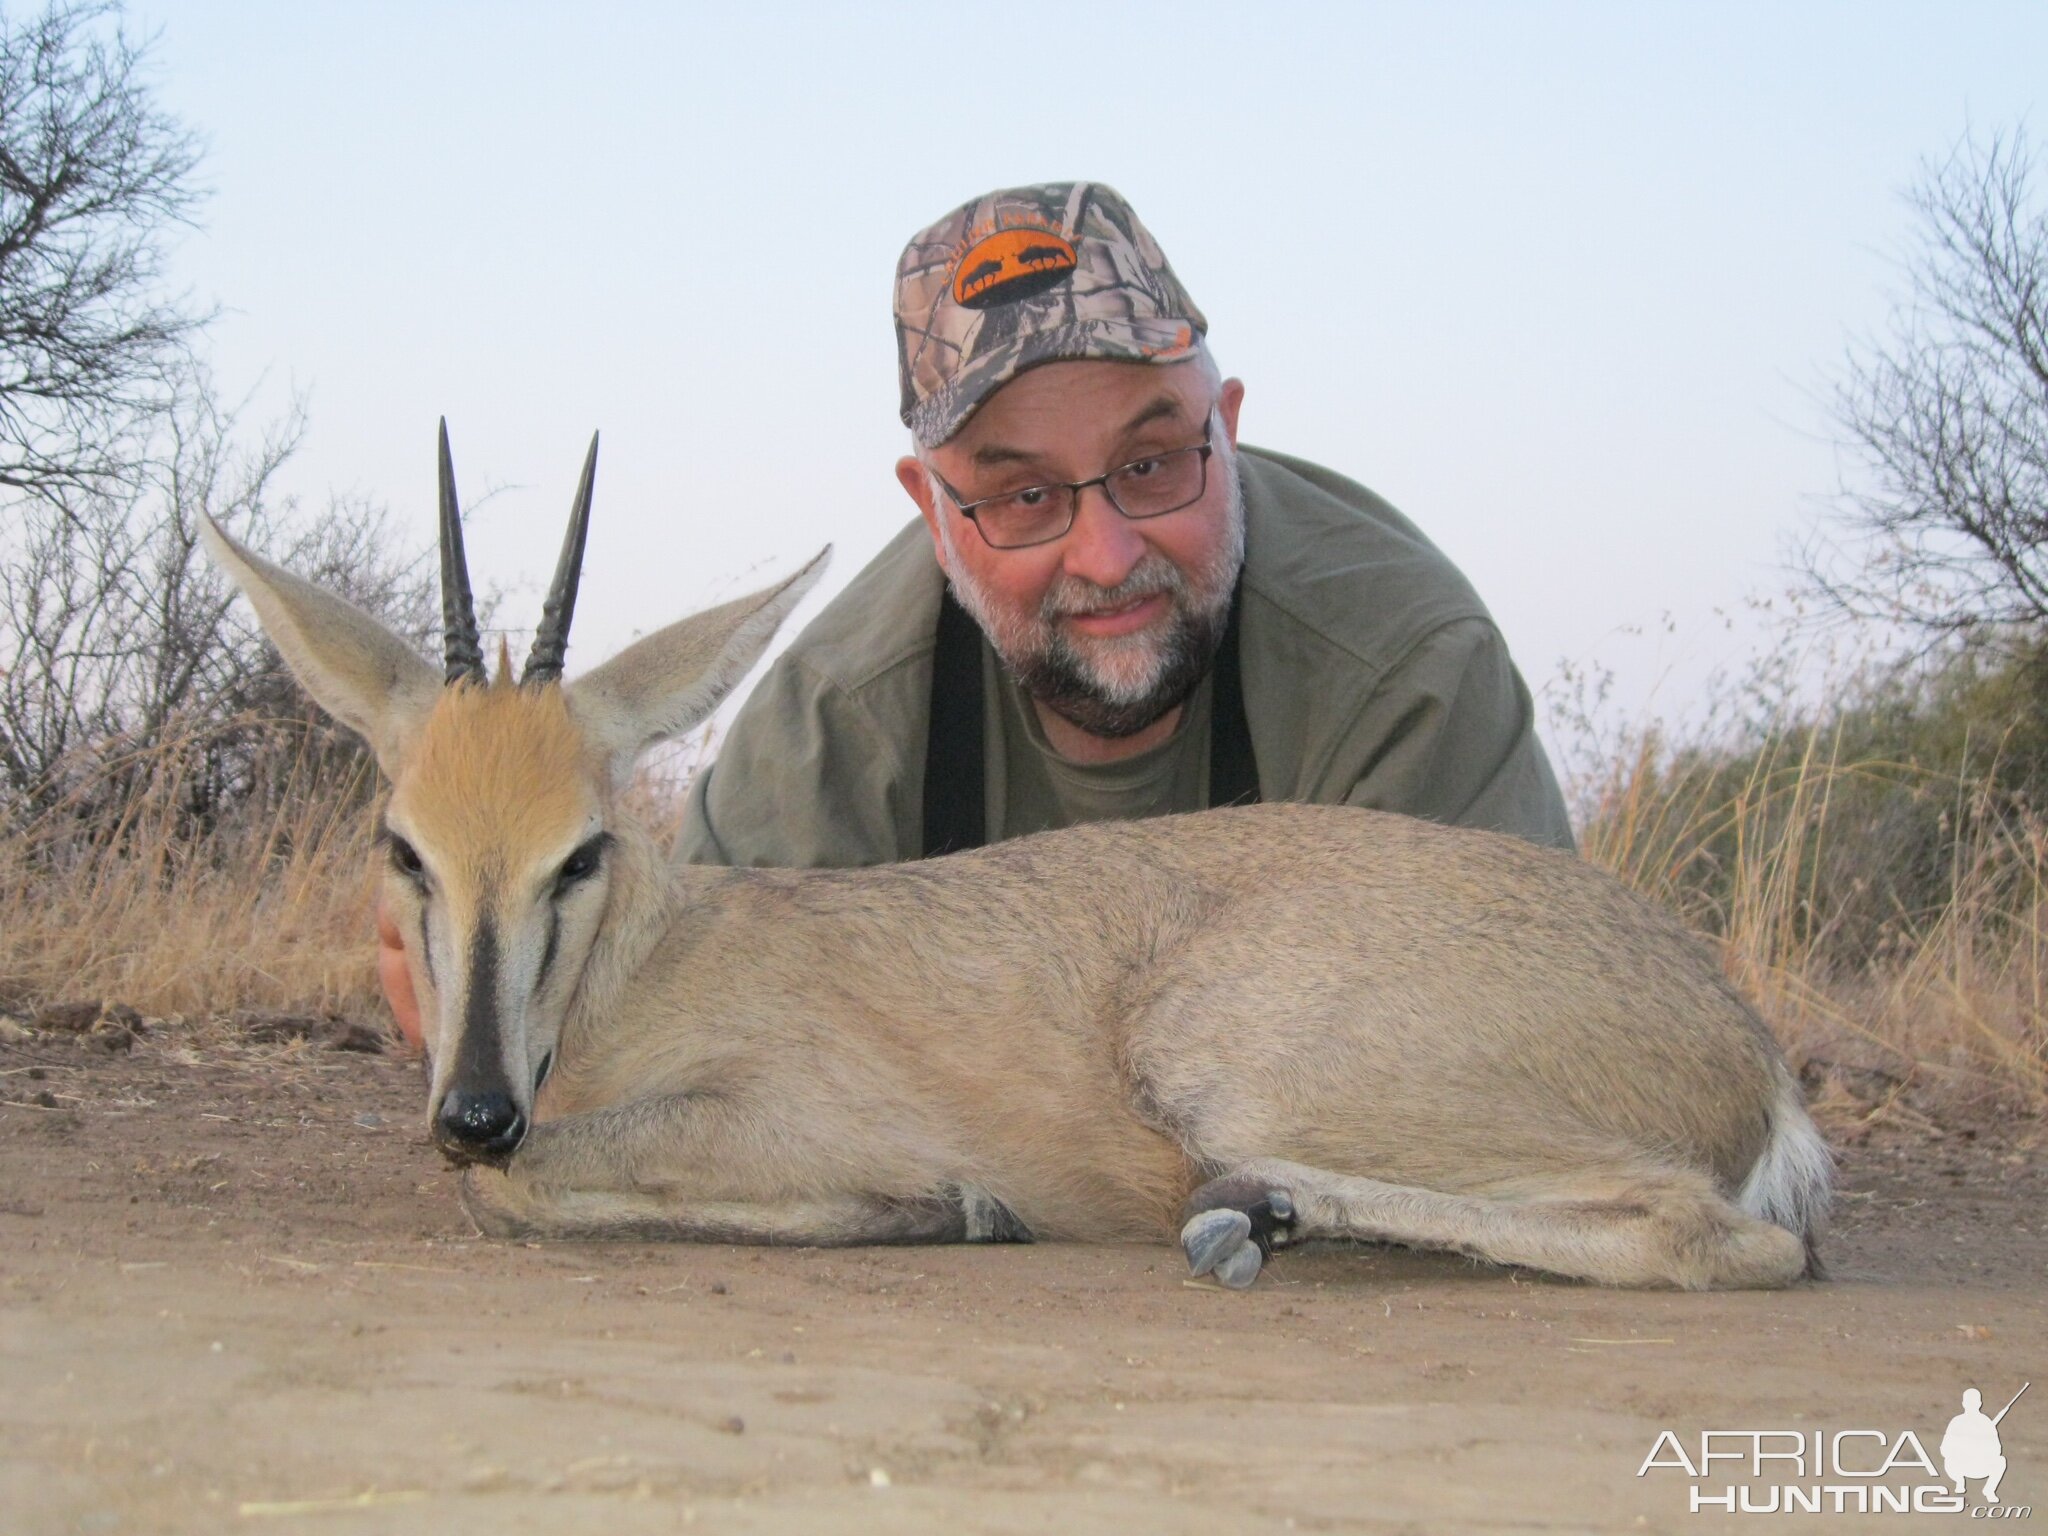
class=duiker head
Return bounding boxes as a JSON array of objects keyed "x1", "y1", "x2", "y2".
[{"x1": 203, "y1": 423, "x2": 826, "y2": 1164}]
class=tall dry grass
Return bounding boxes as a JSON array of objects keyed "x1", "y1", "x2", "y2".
[
  {"x1": 0, "y1": 721, "x2": 385, "y2": 1022},
  {"x1": 1578, "y1": 726, "x2": 2048, "y2": 1123}
]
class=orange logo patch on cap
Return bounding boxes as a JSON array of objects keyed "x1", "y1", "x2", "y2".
[{"x1": 952, "y1": 228, "x2": 1078, "y2": 309}]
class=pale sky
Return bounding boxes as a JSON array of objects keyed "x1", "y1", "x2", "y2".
[{"x1": 138, "y1": 1, "x2": 2046, "y2": 768}]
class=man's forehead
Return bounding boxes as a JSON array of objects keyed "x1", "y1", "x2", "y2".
[{"x1": 951, "y1": 361, "x2": 1207, "y2": 463}]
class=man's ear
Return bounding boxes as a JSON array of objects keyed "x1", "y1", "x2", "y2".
[
  {"x1": 200, "y1": 515, "x2": 441, "y2": 775},
  {"x1": 569, "y1": 547, "x2": 831, "y2": 783},
  {"x1": 1218, "y1": 377, "x2": 1246, "y2": 448},
  {"x1": 897, "y1": 456, "x2": 951, "y2": 576}
]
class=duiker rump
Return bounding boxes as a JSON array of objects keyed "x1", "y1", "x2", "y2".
[{"x1": 201, "y1": 425, "x2": 1830, "y2": 1292}]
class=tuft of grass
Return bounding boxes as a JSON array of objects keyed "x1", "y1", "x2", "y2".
[
  {"x1": 1577, "y1": 714, "x2": 2048, "y2": 1124},
  {"x1": 0, "y1": 717, "x2": 385, "y2": 1021}
]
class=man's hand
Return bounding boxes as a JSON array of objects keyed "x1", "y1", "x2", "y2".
[{"x1": 375, "y1": 901, "x2": 425, "y2": 1051}]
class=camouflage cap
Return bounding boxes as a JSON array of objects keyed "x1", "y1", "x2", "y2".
[{"x1": 894, "y1": 182, "x2": 1207, "y2": 447}]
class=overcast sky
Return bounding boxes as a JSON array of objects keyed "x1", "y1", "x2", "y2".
[{"x1": 137, "y1": 1, "x2": 2046, "y2": 769}]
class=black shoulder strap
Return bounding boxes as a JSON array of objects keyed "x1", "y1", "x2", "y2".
[
  {"x1": 920, "y1": 582, "x2": 1258, "y2": 858},
  {"x1": 921, "y1": 585, "x2": 986, "y2": 857},
  {"x1": 1207, "y1": 582, "x2": 1261, "y2": 809}
]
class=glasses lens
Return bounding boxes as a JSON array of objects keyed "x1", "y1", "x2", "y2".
[
  {"x1": 974, "y1": 486, "x2": 1075, "y2": 548},
  {"x1": 1106, "y1": 447, "x2": 1206, "y2": 518}
]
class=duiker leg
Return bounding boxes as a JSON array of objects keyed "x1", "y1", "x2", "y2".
[
  {"x1": 1180, "y1": 1158, "x2": 1806, "y2": 1291},
  {"x1": 460, "y1": 1095, "x2": 1030, "y2": 1246},
  {"x1": 461, "y1": 1172, "x2": 1010, "y2": 1245}
]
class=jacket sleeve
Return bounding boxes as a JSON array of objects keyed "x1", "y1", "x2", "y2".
[
  {"x1": 672, "y1": 651, "x2": 920, "y2": 869},
  {"x1": 1321, "y1": 617, "x2": 1575, "y2": 850}
]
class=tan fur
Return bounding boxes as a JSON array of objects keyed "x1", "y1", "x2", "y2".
[
  {"x1": 203, "y1": 512, "x2": 1830, "y2": 1291},
  {"x1": 397, "y1": 680, "x2": 604, "y2": 885}
]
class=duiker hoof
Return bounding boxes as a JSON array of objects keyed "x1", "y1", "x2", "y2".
[
  {"x1": 1212, "y1": 1241, "x2": 1264, "y2": 1289},
  {"x1": 1182, "y1": 1208, "x2": 1264, "y2": 1287},
  {"x1": 1180, "y1": 1176, "x2": 1299, "y2": 1255}
]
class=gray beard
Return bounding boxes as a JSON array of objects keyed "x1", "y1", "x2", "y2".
[
  {"x1": 940, "y1": 451, "x2": 1246, "y2": 741},
  {"x1": 1006, "y1": 563, "x2": 1231, "y2": 738}
]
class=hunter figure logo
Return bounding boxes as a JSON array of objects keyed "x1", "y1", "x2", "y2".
[
  {"x1": 1944, "y1": 1384, "x2": 2027, "y2": 1506},
  {"x1": 952, "y1": 227, "x2": 1078, "y2": 308},
  {"x1": 1638, "y1": 1381, "x2": 2031, "y2": 1516}
]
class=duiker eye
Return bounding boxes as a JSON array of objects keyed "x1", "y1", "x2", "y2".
[
  {"x1": 388, "y1": 836, "x2": 426, "y2": 883},
  {"x1": 554, "y1": 835, "x2": 609, "y2": 894}
]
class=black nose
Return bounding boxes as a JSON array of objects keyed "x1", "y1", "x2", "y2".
[{"x1": 436, "y1": 1089, "x2": 525, "y2": 1161}]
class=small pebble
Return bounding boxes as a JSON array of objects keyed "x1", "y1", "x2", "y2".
[
  {"x1": 719, "y1": 1416, "x2": 745, "y2": 1435},
  {"x1": 709, "y1": 1281, "x2": 728, "y2": 1295}
]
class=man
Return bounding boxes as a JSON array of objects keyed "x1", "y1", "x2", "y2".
[
  {"x1": 377, "y1": 181, "x2": 1571, "y2": 1039},
  {"x1": 674, "y1": 181, "x2": 1570, "y2": 865}
]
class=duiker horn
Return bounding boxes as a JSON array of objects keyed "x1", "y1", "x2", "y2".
[
  {"x1": 522, "y1": 432, "x2": 598, "y2": 686},
  {"x1": 437, "y1": 419, "x2": 486, "y2": 687}
]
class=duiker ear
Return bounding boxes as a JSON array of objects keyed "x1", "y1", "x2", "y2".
[
  {"x1": 571, "y1": 547, "x2": 830, "y2": 778},
  {"x1": 200, "y1": 515, "x2": 442, "y2": 773}
]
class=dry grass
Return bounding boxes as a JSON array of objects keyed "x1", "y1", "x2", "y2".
[
  {"x1": 0, "y1": 725, "x2": 385, "y2": 1023},
  {"x1": 1578, "y1": 729, "x2": 2048, "y2": 1124}
]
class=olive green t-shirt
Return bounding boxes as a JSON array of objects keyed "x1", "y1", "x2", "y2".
[
  {"x1": 986, "y1": 656, "x2": 1216, "y2": 841},
  {"x1": 675, "y1": 446, "x2": 1574, "y2": 867}
]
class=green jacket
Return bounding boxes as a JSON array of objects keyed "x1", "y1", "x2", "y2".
[{"x1": 676, "y1": 446, "x2": 1574, "y2": 866}]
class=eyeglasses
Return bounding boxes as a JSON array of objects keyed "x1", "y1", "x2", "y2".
[{"x1": 929, "y1": 420, "x2": 1215, "y2": 550}]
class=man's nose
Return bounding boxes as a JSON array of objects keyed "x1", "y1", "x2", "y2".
[{"x1": 1060, "y1": 483, "x2": 1146, "y2": 589}]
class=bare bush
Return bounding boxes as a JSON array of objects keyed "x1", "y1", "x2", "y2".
[
  {"x1": 0, "y1": 0, "x2": 210, "y2": 500},
  {"x1": 1812, "y1": 127, "x2": 2048, "y2": 644},
  {"x1": 0, "y1": 374, "x2": 436, "y2": 828}
]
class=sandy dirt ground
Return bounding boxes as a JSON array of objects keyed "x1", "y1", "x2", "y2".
[{"x1": 2, "y1": 1019, "x2": 2042, "y2": 1535}]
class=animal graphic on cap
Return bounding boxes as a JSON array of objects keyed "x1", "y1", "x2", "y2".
[{"x1": 953, "y1": 227, "x2": 1078, "y2": 308}]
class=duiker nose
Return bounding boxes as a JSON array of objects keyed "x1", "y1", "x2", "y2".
[{"x1": 436, "y1": 1089, "x2": 525, "y2": 1160}]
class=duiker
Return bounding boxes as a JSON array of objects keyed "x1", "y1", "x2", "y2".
[{"x1": 203, "y1": 426, "x2": 1830, "y2": 1291}]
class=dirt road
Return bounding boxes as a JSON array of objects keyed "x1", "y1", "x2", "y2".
[{"x1": 2, "y1": 1024, "x2": 2041, "y2": 1533}]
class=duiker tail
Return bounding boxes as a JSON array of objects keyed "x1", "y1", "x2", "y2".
[{"x1": 1736, "y1": 1072, "x2": 1834, "y2": 1277}]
